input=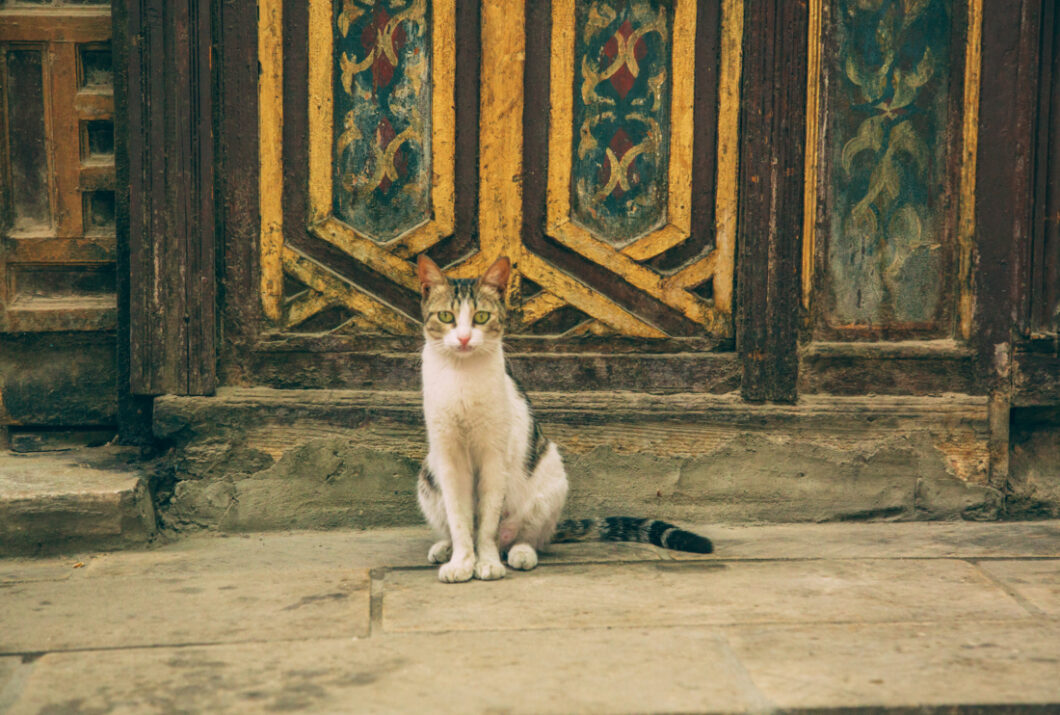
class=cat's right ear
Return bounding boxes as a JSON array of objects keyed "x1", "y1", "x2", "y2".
[{"x1": 417, "y1": 255, "x2": 446, "y2": 298}]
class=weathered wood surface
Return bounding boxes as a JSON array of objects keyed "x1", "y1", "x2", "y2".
[
  {"x1": 0, "y1": 6, "x2": 120, "y2": 429},
  {"x1": 1029, "y1": 1, "x2": 1059, "y2": 334},
  {"x1": 735, "y1": 0, "x2": 807, "y2": 402},
  {"x1": 799, "y1": 341, "x2": 981, "y2": 396},
  {"x1": 245, "y1": 350, "x2": 741, "y2": 394},
  {"x1": 974, "y1": 0, "x2": 1041, "y2": 384},
  {"x1": 153, "y1": 386, "x2": 989, "y2": 435},
  {"x1": 124, "y1": 0, "x2": 215, "y2": 395}
]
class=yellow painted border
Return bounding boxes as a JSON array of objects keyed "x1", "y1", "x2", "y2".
[
  {"x1": 958, "y1": 0, "x2": 982, "y2": 340},
  {"x1": 712, "y1": 0, "x2": 742, "y2": 322},
  {"x1": 258, "y1": 0, "x2": 284, "y2": 322},
  {"x1": 801, "y1": 0, "x2": 822, "y2": 312},
  {"x1": 460, "y1": 0, "x2": 525, "y2": 280}
]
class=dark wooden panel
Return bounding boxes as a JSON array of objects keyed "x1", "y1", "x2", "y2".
[
  {"x1": 735, "y1": 0, "x2": 807, "y2": 402},
  {"x1": 125, "y1": 0, "x2": 215, "y2": 395},
  {"x1": 1029, "y1": 0, "x2": 1059, "y2": 333},
  {"x1": 215, "y1": 0, "x2": 261, "y2": 386},
  {"x1": 1013, "y1": 350, "x2": 1060, "y2": 406},
  {"x1": 247, "y1": 347, "x2": 741, "y2": 394},
  {"x1": 112, "y1": 0, "x2": 153, "y2": 442},
  {"x1": 799, "y1": 342, "x2": 980, "y2": 396},
  {"x1": 3, "y1": 48, "x2": 51, "y2": 233},
  {"x1": 975, "y1": 0, "x2": 1042, "y2": 383}
]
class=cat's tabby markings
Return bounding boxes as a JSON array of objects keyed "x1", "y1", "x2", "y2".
[{"x1": 416, "y1": 254, "x2": 713, "y2": 583}]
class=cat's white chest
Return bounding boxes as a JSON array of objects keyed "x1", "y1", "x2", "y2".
[{"x1": 421, "y1": 350, "x2": 511, "y2": 434}]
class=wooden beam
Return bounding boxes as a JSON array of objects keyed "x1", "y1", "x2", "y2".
[
  {"x1": 735, "y1": 0, "x2": 808, "y2": 402},
  {"x1": 123, "y1": 0, "x2": 216, "y2": 395}
]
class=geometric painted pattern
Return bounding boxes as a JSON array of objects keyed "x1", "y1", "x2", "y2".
[
  {"x1": 573, "y1": 0, "x2": 671, "y2": 245},
  {"x1": 260, "y1": 0, "x2": 737, "y2": 340},
  {"x1": 333, "y1": 0, "x2": 431, "y2": 242},
  {"x1": 538, "y1": 0, "x2": 730, "y2": 338}
]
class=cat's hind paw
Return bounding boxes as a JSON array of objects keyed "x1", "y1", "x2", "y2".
[
  {"x1": 427, "y1": 540, "x2": 453, "y2": 564},
  {"x1": 438, "y1": 555, "x2": 475, "y2": 583},
  {"x1": 507, "y1": 543, "x2": 538, "y2": 571},
  {"x1": 473, "y1": 557, "x2": 506, "y2": 581}
]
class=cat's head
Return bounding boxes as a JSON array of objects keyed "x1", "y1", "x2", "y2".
[{"x1": 417, "y1": 255, "x2": 510, "y2": 358}]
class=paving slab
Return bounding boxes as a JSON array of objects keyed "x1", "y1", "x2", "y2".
[
  {"x1": 976, "y1": 559, "x2": 1060, "y2": 616},
  {"x1": 725, "y1": 621, "x2": 1060, "y2": 710},
  {"x1": 6, "y1": 629, "x2": 768, "y2": 715},
  {"x1": 82, "y1": 527, "x2": 670, "y2": 581},
  {"x1": 383, "y1": 559, "x2": 1030, "y2": 633},
  {"x1": 689, "y1": 520, "x2": 1060, "y2": 560},
  {"x1": 0, "y1": 657, "x2": 21, "y2": 709},
  {"x1": 0, "y1": 568, "x2": 370, "y2": 653},
  {"x1": 0, "y1": 557, "x2": 81, "y2": 584}
]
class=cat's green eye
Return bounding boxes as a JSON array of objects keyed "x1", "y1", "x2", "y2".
[
  {"x1": 473, "y1": 311, "x2": 490, "y2": 325},
  {"x1": 436, "y1": 310, "x2": 455, "y2": 324}
]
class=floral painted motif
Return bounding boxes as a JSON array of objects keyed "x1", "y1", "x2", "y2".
[
  {"x1": 572, "y1": 0, "x2": 672, "y2": 246},
  {"x1": 334, "y1": 0, "x2": 430, "y2": 242},
  {"x1": 828, "y1": 0, "x2": 952, "y2": 327}
]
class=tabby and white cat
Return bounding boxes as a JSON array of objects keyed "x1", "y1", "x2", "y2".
[{"x1": 416, "y1": 255, "x2": 713, "y2": 583}]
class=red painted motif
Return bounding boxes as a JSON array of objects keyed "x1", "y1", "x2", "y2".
[
  {"x1": 362, "y1": 7, "x2": 407, "y2": 89},
  {"x1": 602, "y1": 20, "x2": 646, "y2": 99}
]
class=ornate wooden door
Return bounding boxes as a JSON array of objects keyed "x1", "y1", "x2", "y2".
[{"x1": 237, "y1": 0, "x2": 739, "y2": 391}]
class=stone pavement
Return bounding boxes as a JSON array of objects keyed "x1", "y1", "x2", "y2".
[{"x1": 2, "y1": 521, "x2": 1060, "y2": 714}]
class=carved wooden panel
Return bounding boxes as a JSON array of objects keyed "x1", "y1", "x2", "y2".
[
  {"x1": 0, "y1": 6, "x2": 116, "y2": 332},
  {"x1": 258, "y1": 0, "x2": 735, "y2": 341}
]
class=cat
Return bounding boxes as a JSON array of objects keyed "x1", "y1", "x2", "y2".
[{"x1": 415, "y1": 254, "x2": 713, "y2": 583}]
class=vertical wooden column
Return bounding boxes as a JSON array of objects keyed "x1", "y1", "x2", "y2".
[
  {"x1": 735, "y1": 0, "x2": 809, "y2": 402},
  {"x1": 974, "y1": 0, "x2": 1044, "y2": 484},
  {"x1": 122, "y1": 0, "x2": 216, "y2": 396}
]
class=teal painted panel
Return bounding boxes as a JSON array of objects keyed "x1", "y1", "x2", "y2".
[
  {"x1": 825, "y1": 0, "x2": 953, "y2": 329},
  {"x1": 333, "y1": 0, "x2": 431, "y2": 242},
  {"x1": 571, "y1": 0, "x2": 672, "y2": 246}
]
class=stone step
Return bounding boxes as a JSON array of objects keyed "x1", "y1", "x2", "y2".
[
  {"x1": 0, "y1": 449, "x2": 156, "y2": 556},
  {"x1": 153, "y1": 388, "x2": 1002, "y2": 532}
]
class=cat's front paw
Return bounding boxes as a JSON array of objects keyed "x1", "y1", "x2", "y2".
[
  {"x1": 437, "y1": 555, "x2": 475, "y2": 583},
  {"x1": 427, "y1": 540, "x2": 453, "y2": 564},
  {"x1": 473, "y1": 557, "x2": 506, "y2": 581},
  {"x1": 507, "y1": 543, "x2": 538, "y2": 571}
]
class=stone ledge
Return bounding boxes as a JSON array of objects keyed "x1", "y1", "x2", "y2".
[
  {"x1": 0, "y1": 449, "x2": 156, "y2": 556},
  {"x1": 152, "y1": 388, "x2": 1000, "y2": 532}
]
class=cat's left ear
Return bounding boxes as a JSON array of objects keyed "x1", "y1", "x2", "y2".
[{"x1": 479, "y1": 256, "x2": 510, "y2": 295}]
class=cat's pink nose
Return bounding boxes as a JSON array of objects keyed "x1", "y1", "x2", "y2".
[{"x1": 458, "y1": 335, "x2": 471, "y2": 346}]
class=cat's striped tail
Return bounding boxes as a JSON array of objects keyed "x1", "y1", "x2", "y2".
[{"x1": 552, "y1": 517, "x2": 713, "y2": 554}]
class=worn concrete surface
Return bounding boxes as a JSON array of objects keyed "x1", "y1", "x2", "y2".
[
  {"x1": 0, "y1": 449, "x2": 155, "y2": 557},
  {"x1": 2, "y1": 521, "x2": 1059, "y2": 713}
]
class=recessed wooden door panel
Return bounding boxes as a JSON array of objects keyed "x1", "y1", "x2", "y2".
[{"x1": 0, "y1": 6, "x2": 116, "y2": 333}]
